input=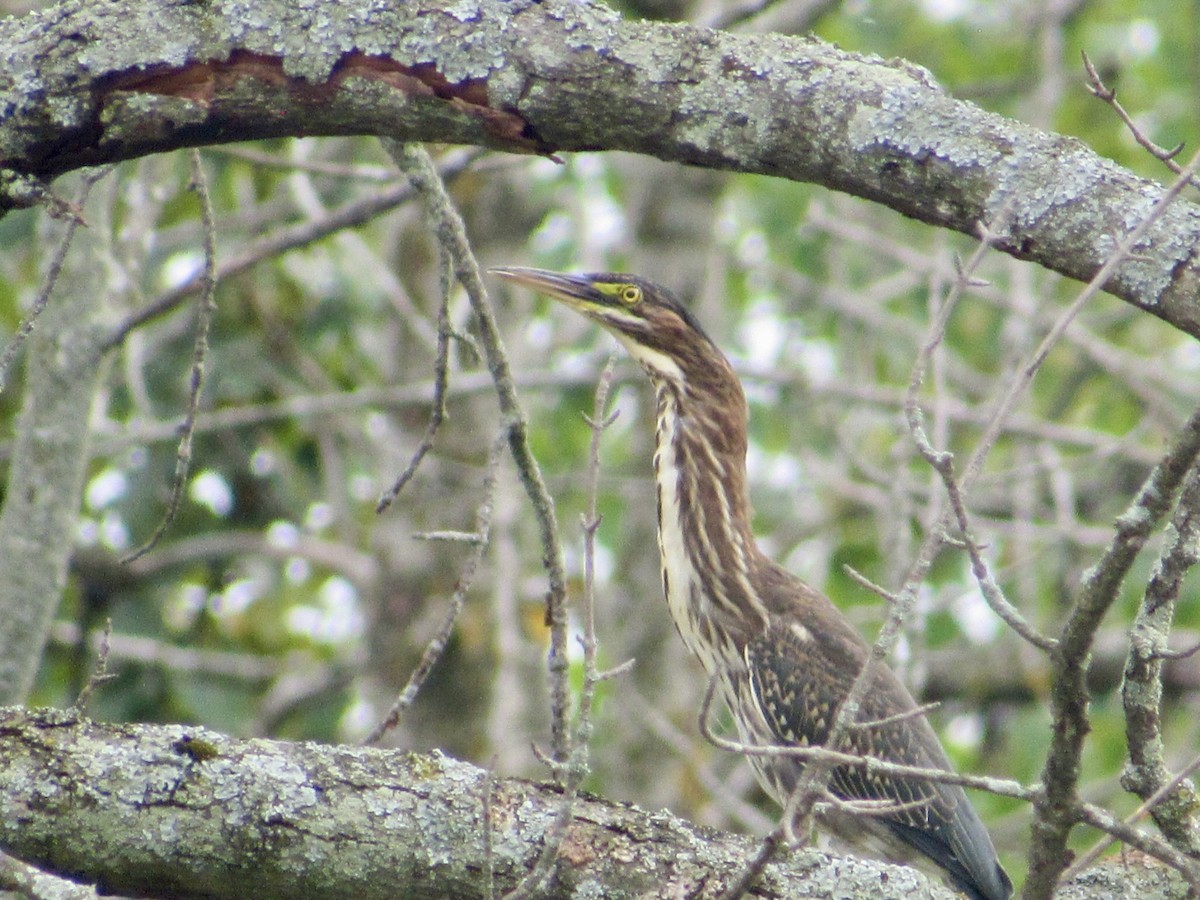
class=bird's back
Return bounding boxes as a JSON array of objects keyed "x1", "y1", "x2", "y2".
[{"x1": 734, "y1": 562, "x2": 1012, "y2": 900}]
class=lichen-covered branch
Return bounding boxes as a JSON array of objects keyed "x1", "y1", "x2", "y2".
[
  {"x1": 3, "y1": 0, "x2": 1200, "y2": 338},
  {"x1": 1121, "y1": 463, "x2": 1200, "y2": 854},
  {"x1": 1, "y1": 706, "x2": 1192, "y2": 899},
  {"x1": 1026, "y1": 402, "x2": 1200, "y2": 897},
  {"x1": 0, "y1": 706, "x2": 972, "y2": 900}
]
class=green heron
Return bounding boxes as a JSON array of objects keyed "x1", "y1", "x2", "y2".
[{"x1": 492, "y1": 266, "x2": 1013, "y2": 900}]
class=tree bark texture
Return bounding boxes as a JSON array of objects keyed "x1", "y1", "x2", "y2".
[
  {"x1": 0, "y1": 707, "x2": 1191, "y2": 899},
  {"x1": 2, "y1": 0, "x2": 1200, "y2": 338},
  {"x1": 0, "y1": 199, "x2": 115, "y2": 704},
  {"x1": 0, "y1": 706, "x2": 965, "y2": 899}
]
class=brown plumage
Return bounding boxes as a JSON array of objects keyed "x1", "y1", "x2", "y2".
[{"x1": 493, "y1": 266, "x2": 1012, "y2": 900}]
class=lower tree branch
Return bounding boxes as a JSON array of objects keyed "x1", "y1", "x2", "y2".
[
  {"x1": 0, "y1": 706, "x2": 953, "y2": 900},
  {"x1": 0, "y1": 707, "x2": 1190, "y2": 899}
]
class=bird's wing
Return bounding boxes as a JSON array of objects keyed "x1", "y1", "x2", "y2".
[{"x1": 745, "y1": 619, "x2": 1011, "y2": 900}]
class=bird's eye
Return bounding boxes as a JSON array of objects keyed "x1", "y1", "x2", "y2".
[{"x1": 619, "y1": 285, "x2": 642, "y2": 306}]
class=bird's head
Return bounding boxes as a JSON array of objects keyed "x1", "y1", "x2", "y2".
[{"x1": 491, "y1": 266, "x2": 720, "y2": 387}]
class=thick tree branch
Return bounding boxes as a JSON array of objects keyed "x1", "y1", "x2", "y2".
[
  {"x1": 0, "y1": 706, "x2": 970, "y2": 900},
  {"x1": 3, "y1": 0, "x2": 1200, "y2": 338},
  {"x1": 0, "y1": 706, "x2": 1191, "y2": 899}
]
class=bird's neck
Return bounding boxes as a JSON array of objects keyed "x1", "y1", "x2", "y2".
[{"x1": 651, "y1": 378, "x2": 767, "y2": 669}]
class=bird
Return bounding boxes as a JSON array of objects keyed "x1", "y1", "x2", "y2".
[{"x1": 492, "y1": 265, "x2": 1013, "y2": 900}]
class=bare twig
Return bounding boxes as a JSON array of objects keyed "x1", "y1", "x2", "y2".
[
  {"x1": 102, "y1": 149, "x2": 483, "y2": 352},
  {"x1": 1066, "y1": 752, "x2": 1200, "y2": 881},
  {"x1": 626, "y1": 686, "x2": 772, "y2": 831},
  {"x1": 903, "y1": 207, "x2": 1054, "y2": 648},
  {"x1": 1028, "y1": 396, "x2": 1200, "y2": 896},
  {"x1": 382, "y1": 140, "x2": 570, "y2": 762},
  {"x1": 123, "y1": 151, "x2": 218, "y2": 563},
  {"x1": 203, "y1": 145, "x2": 400, "y2": 181},
  {"x1": 885, "y1": 146, "x2": 1200, "y2": 897},
  {"x1": 765, "y1": 210, "x2": 1015, "y2": 857},
  {"x1": 845, "y1": 701, "x2": 942, "y2": 731},
  {"x1": 714, "y1": 827, "x2": 787, "y2": 900},
  {"x1": 920, "y1": 446, "x2": 1056, "y2": 651},
  {"x1": 960, "y1": 149, "x2": 1200, "y2": 500},
  {"x1": 841, "y1": 564, "x2": 898, "y2": 603},
  {"x1": 1073, "y1": 800, "x2": 1200, "y2": 891},
  {"x1": 1022, "y1": 154, "x2": 1200, "y2": 898},
  {"x1": 80, "y1": 370, "x2": 615, "y2": 454},
  {"x1": 411, "y1": 530, "x2": 487, "y2": 544},
  {"x1": 70, "y1": 618, "x2": 115, "y2": 713},
  {"x1": 1155, "y1": 638, "x2": 1200, "y2": 661},
  {"x1": 1082, "y1": 51, "x2": 1192, "y2": 178},
  {"x1": 575, "y1": 355, "x2": 619, "y2": 752},
  {"x1": 697, "y1": 674, "x2": 1034, "y2": 801},
  {"x1": 375, "y1": 249, "x2": 454, "y2": 513},
  {"x1": 362, "y1": 430, "x2": 507, "y2": 746},
  {"x1": 505, "y1": 357, "x2": 619, "y2": 900},
  {"x1": 481, "y1": 755, "x2": 497, "y2": 900},
  {"x1": 50, "y1": 620, "x2": 280, "y2": 681}
]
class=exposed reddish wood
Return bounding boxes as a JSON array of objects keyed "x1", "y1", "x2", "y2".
[{"x1": 103, "y1": 50, "x2": 541, "y2": 152}]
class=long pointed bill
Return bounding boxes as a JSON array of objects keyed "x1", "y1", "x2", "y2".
[{"x1": 489, "y1": 266, "x2": 602, "y2": 311}]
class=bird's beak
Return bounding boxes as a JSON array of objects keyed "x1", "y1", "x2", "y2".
[{"x1": 490, "y1": 266, "x2": 600, "y2": 310}]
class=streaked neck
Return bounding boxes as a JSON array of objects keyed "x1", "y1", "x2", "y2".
[{"x1": 651, "y1": 375, "x2": 766, "y2": 667}]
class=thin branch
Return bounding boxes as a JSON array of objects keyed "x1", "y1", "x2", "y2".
[
  {"x1": 1119, "y1": 459, "x2": 1200, "y2": 854},
  {"x1": 923, "y1": 449, "x2": 1056, "y2": 650},
  {"x1": 362, "y1": 429, "x2": 507, "y2": 746},
  {"x1": 625, "y1": 686, "x2": 773, "y2": 832},
  {"x1": 382, "y1": 140, "x2": 570, "y2": 763},
  {"x1": 480, "y1": 755, "x2": 497, "y2": 900},
  {"x1": 1156, "y1": 638, "x2": 1200, "y2": 661},
  {"x1": 958, "y1": 148, "x2": 1200, "y2": 499},
  {"x1": 1082, "y1": 51, "x2": 1193, "y2": 178},
  {"x1": 1028, "y1": 393, "x2": 1200, "y2": 897},
  {"x1": 70, "y1": 618, "x2": 115, "y2": 713},
  {"x1": 49, "y1": 621, "x2": 280, "y2": 681},
  {"x1": 505, "y1": 357, "x2": 618, "y2": 900},
  {"x1": 1065, "y1": 752, "x2": 1200, "y2": 881},
  {"x1": 122, "y1": 151, "x2": 218, "y2": 563},
  {"x1": 411, "y1": 530, "x2": 487, "y2": 544},
  {"x1": 1073, "y1": 800, "x2": 1200, "y2": 891},
  {"x1": 101, "y1": 149, "x2": 483, "y2": 352},
  {"x1": 841, "y1": 564, "x2": 898, "y2": 603},
  {"x1": 714, "y1": 827, "x2": 787, "y2": 900},
  {"x1": 375, "y1": 247, "x2": 454, "y2": 513},
  {"x1": 575, "y1": 355, "x2": 619, "y2": 751},
  {"x1": 904, "y1": 207, "x2": 1053, "y2": 648},
  {"x1": 761, "y1": 209, "x2": 1013, "y2": 858},
  {"x1": 697, "y1": 674, "x2": 1035, "y2": 802},
  {"x1": 887, "y1": 146, "x2": 1200, "y2": 896},
  {"x1": 203, "y1": 145, "x2": 400, "y2": 181},
  {"x1": 845, "y1": 701, "x2": 942, "y2": 731}
]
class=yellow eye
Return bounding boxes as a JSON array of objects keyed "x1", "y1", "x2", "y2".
[{"x1": 619, "y1": 285, "x2": 642, "y2": 306}]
